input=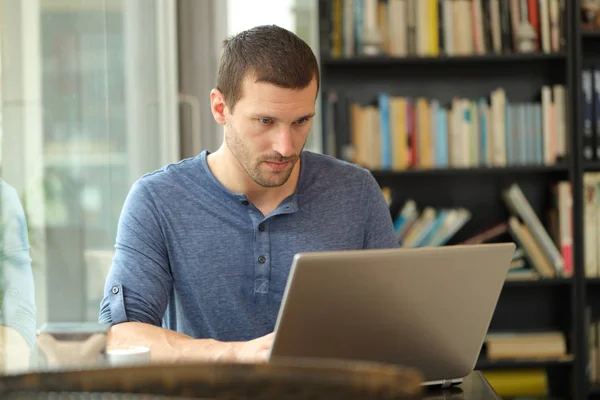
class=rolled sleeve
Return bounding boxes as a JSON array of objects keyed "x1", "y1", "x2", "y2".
[
  {"x1": 99, "y1": 179, "x2": 172, "y2": 327},
  {"x1": 101, "y1": 283, "x2": 127, "y2": 325}
]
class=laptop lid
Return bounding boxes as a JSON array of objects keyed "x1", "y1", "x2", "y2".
[{"x1": 268, "y1": 243, "x2": 516, "y2": 383}]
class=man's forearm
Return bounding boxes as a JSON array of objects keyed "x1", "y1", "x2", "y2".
[{"x1": 107, "y1": 322, "x2": 234, "y2": 363}]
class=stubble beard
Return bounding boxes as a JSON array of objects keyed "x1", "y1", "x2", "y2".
[{"x1": 225, "y1": 124, "x2": 299, "y2": 188}]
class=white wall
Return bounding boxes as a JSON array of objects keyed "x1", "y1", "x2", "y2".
[{"x1": 227, "y1": 0, "x2": 295, "y2": 35}]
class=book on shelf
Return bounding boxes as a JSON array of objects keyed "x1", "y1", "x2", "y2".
[
  {"x1": 461, "y1": 222, "x2": 508, "y2": 245},
  {"x1": 326, "y1": 86, "x2": 567, "y2": 170},
  {"x1": 395, "y1": 181, "x2": 571, "y2": 278},
  {"x1": 503, "y1": 182, "x2": 571, "y2": 278},
  {"x1": 458, "y1": 222, "x2": 529, "y2": 274},
  {"x1": 392, "y1": 199, "x2": 471, "y2": 247},
  {"x1": 324, "y1": 0, "x2": 565, "y2": 58},
  {"x1": 482, "y1": 331, "x2": 568, "y2": 361},
  {"x1": 550, "y1": 181, "x2": 573, "y2": 274},
  {"x1": 479, "y1": 331, "x2": 568, "y2": 396},
  {"x1": 480, "y1": 330, "x2": 570, "y2": 396},
  {"x1": 582, "y1": 172, "x2": 600, "y2": 278},
  {"x1": 588, "y1": 307, "x2": 600, "y2": 385},
  {"x1": 582, "y1": 1, "x2": 600, "y2": 31},
  {"x1": 461, "y1": 224, "x2": 554, "y2": 281},
  {"x1": 581, "y1": 67, "x2": 600, "y2": 162},
  {"x1": 482, "y1": 369, "x2": 549, "y2": 398}
]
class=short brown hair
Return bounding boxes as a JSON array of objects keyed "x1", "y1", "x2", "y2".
[{"x1": 216, "y1": 25, "x2": 320, "y2": 112}]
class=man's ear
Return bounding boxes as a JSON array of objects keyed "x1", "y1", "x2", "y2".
[{"x1": 210, "y1": 88, "x2": 228, "y2": 126}]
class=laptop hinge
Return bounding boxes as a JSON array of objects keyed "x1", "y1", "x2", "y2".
[{"x1": 440, "y1": 380, "x2": 453, "y2": 389}]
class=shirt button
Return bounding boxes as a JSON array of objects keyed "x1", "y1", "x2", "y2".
[
  {"x1": 259, "y1": 224, "x2": 265, "y2": 232},
  {"x1": 111, "y1": 286, "x2": 119, "y2": 294},
  {"x1": 258, "y1": 255, "x2": 266, "y2": 264},
  {"x1": 242, "y1": 200, "x2": 249, "y2": 206}
]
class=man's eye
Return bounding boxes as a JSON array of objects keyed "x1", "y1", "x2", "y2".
[
  {"x1": 296, "y1": 118, "x2": 308, "y2": 125},
  {"x1": 259, "y1": 118, "x2": 272, "y2": 125}
]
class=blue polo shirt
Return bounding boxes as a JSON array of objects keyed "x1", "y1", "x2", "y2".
[{"x1": 99, "y1": 150, "x2": 398, "y2": 341}]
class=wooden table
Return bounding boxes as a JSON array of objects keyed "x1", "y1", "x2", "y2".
[
  {"x1": 422, "y1": 371, "x2": 501, "y2": 399},
  {"x1": 1, "y1": 361, "x2": 499, "y2": 399}
]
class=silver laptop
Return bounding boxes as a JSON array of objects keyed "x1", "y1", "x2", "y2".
[{"x1": 268, "y1": 243, "x2": 516, "y2": 387}]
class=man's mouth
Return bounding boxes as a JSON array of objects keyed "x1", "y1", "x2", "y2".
[{"x1": 264, "y1": 160, "x2": 292, "y2": 171}]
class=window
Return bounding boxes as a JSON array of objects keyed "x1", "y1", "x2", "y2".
[{"x1": 0, "y1": 0, "x2": 178, "y2": 373}]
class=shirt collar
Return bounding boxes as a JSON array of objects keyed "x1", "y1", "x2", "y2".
[{"x1": 200, "y1": 150, "x2": 307, "y2": 213}]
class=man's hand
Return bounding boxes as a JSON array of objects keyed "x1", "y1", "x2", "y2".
[
  {"x1": 223, "y1": 332, "x2": 275, "y2": 363},
  {"x1": 0, "y1": 327, "x2": 30, "y2": 374},
  {"x1": 108, "y1": 322, "x2": 275, "y2": 365}
]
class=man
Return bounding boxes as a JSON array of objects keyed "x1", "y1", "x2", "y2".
[
  {"x1": 99, "y1": 25, "x2": 397, "y2": 364},
  {"x1": 0, "y1": 179, "x2": 36, "y2": 373}
]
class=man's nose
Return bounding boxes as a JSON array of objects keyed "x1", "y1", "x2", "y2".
[{"x1": 272, "y1": 128, "x2": 294, "y2": 158}]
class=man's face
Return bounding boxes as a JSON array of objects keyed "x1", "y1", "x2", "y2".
[{"x1": 222, "y1": 75, "x2": 317, "y2": 188}]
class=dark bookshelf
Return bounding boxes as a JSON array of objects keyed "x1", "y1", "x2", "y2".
[
  {"x1": 369, "y1": 164, "x2": 569, "y2": 178},
  {"x1": 317, "y1": 0, "x2": 585, "y2": 398},
  {"x1": 322, "y1": 52, "x2": 566, "y2": 66},
  {"x1": 585, "y1": 161, "x2": 600, "y2": 171},
  {"x1": 476, "y1": 357, "x2": 574, "y2": 371},
  {"x1": 583, "y1": 29, "x2": 600, "y2": 38},
  {"x1": 585, "y1": 280, "x2": 600, "y2": 321},
  {"x1": 591, "y1": 384, "x2": 600, "y2": 395},
  {"x1": 503, "y1": 278, "x2": 572, "y2": 287},
  {"x1": 491, "y1": 281, "x2": 571, "y2": 332}
]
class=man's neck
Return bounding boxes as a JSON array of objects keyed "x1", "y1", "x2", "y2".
[{"x1": 206, "y1": 146, "x2": 301, "y2": 215}]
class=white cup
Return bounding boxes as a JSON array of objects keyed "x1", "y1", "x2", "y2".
[{"x1": 106, "y1": 346, "x2": 151, "y2": 367}]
